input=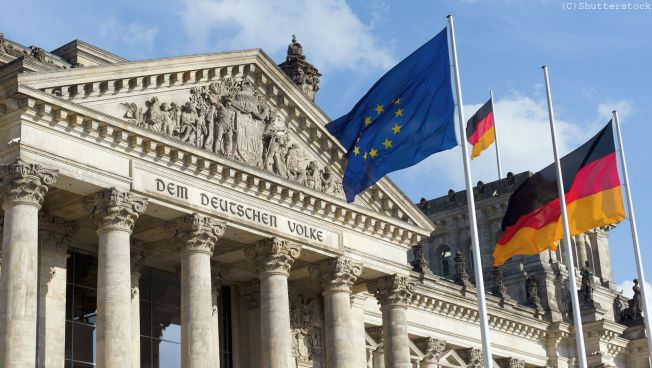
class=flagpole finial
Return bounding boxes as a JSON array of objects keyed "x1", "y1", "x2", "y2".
[
  {"x1": 541, "y1": 65, "x2": 548, "y2": 69},
  {"x1": 447, "y1": 14, "x2": 453, "y2": 18},
  {"x1": 612, "y1": 110, "x2": 617, "y2": 113}
]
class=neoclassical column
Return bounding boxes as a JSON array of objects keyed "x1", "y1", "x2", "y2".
[
  {"x1": 167, "y1": 213, "x2": 225, "y2": 368},
  {"x1": 367, "y1": 326, "x2": 385, "y2": 368},
  {"x1": 368, "y1": 274, "x2": 415, "y2": 368},
  {"x1": 83, "y1": 188, "x2": 148, "y2": 368},
  {"x1": 37, "y1": 214, "x2": 78, "y2": 368},
  {"x1": 0, "y1": 160, "x2": 58, "y2": 368},
  {"x1": 350, "y1": 294, "x2": 369, "y2": 368},
  {"x1": 239, "y1": 279, "x2": 261, "y2": 368},
  {"x1": 416, "y1": 337, "x2": 446, "y2": 368},
  {"x1": 211, "y1": 261, "x2": 229, "y2": 368},
  {"x1": 311, "y1": 257, "x2": 363, "y2": 368},
  {"x1": 131, "y1": 240, "x2": 151, "y2": 368},
  {"x1": 246, "y1": 237, "x2": 301, "y2": 368}
]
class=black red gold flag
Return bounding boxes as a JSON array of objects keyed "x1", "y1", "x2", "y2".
[
  {"x1": 493, "y1": 121, "x2": 626, "y2": 266},
  {"x1": 466, "y1": 99, "x2": 495, "y2": 159}
]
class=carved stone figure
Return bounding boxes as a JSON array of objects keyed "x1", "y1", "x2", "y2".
[
  {"x1": 279, "y1": 35, "x2": 321, "y2": 101},
  {"x1": 121, "y1": 77, "x2": 344, "y2": 197},
  {"x1": 289, "y1": 293, "x2": 323, "y2": 367},
  {"x1": 454, "y1": 251, "x2": 471, "y2": 287},
  {"x1": 410, "y1": 242, "x2": 434, "y2": 276},
  {"x1": 580, "y1": 260, "x2": 594, "y2": 305},
  {"x1": 526, "y1": 276, "x2": 544, "y2": 313},
  {"x1": 621, "y1": 279, "x2": 644, "y2": 322},
  {"x1": 492, "y1": 266, "x2": 512, "y2": 302}
]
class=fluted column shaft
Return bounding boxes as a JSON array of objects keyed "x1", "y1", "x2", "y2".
[
  {"x1": 0, "y1": 160, "x2": 58, "y2": 368},
  {"x1": 167, "y1": 213, "x2": 225, "y2": 368},
  {"x1": 37, "y1": 215, "x2": 78, "y2": 368},
  {"x1": 247, "y1": 238, "x2": 301, "y2": 368},
  {"x1": 83, "y1": 188, "x2": 148, "y2": 368},
  {"x1": 368, "y1": 275, "x2": 414, "y2": 368},
  {"x1": 312, "y1": 257, "x2": 363, "y2": 368}
]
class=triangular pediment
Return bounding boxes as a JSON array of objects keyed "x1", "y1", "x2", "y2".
[{"x1": 12, "y1": 48, "x2": 434, "y2": 233}]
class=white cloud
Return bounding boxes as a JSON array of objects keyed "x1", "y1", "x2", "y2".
[
  {"x1": 617, "y1": 279, "x2": 652, "y2": 307},
  {"x1": 99, "y1": 18, "x2": 159, "y2": 54},
  {"x1": 179, "y1": 0, "x2": 396, "y2": 71},
  {"x1": 393, "y1": 93, "x2": 595, "y2": 189},
  {"x1": 597, "y1": 100, "x2": 633, "y2": 121}
]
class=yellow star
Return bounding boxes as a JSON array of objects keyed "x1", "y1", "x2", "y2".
[
  {"x1": 383, "y1": 138, "x2": 392, "y2": 149},
  {"x1": 364, "y1": 116, "x2": 372, "y2": 126},
  {"x1": 369, "y1": 148, "x2": 378, "y2": 158},
  {"x1": 353, "y1": 146, "x2": 360, "y2": 156},
  {"x1": 363, "y1": 151, "x2": 368, "y2": 160},
  {"x1": 375, "y1": 104, "x2": 384, "y2": 115},
  {"x1": 392, "y1": 98, "x2": 401, "y2": 105},
  {"x1": 394, "y1": 108, "x2": 404, "y2": 117},
  {"x1": 392, "y1": 123, "x2": 402, "y2": 134}
]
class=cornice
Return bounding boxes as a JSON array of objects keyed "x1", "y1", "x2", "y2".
[{"x1": 2, "y1": 86, "x2": 430, "y2": 247}]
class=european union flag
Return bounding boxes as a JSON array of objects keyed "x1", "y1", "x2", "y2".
[{"x1": 326, "y1": 28, "x2": 456, "y2": 202}]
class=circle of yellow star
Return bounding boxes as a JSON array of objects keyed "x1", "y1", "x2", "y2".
[
  {"x1": 369, "y1": 148, "x2": 378, "y2": 158},
  {"x1": 364, "y1": 116, "x2": 372, "y2": 126},
  {"x1": 383, "y1": 138, "x2": 392, "y2": 149},
  {"x1": 392, "y1": 123, "x2": 402, "y2": 134},
  {"x1": 375, "y1": 104, "x2": 384, "y2": 115},
  {"x1": 353, "y1": 146, "x2": 360, "y2": 156},
  {"x1": 392, "y1": 98, "x2": 401, "y2": 105},
  {"x1": 394, "y1": 108, "x2": 404, "y2": 117},
  {"x1": 363, "y1": 152, "x2": 368, "y2": 160}
]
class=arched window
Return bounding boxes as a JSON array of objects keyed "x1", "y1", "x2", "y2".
[{"x1": 439, "y1": 245, "x2": 453, "y2": 278}]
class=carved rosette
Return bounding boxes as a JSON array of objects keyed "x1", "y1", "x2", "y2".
[
  {"x1": 83, "y1": 188, "x2": 148, "y2": 232},
  {"x1": 239, "y1": 279, "x2": 261, "y2": 310},
  {"x1": 38, "y1": 213, "x2": 78, "y2": 256},
  {"x1": 367, "y1": 274, "x2": 415, "y2": 308},
  {"x1": 416, "y1": 337, "x2": 446, "y2": 363},
  {"x1": 246, "y1": 237, "x2": 301, "y2": 277},
  {"x1": 166, "y1": 213, "x2": 226, "y2": 256},
  {"x1": 310, "y1": 257, "x2": 363, "y2": 293},
  {"x1": 0, "y1": 160, "x2": 58, "y2": 208}
]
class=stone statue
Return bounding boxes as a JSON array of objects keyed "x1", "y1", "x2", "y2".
[
  {"x1": 454, "y1": 251, "x2": 471, "y2": 287},
  {"x1": 410, "y1": 243, "x2": 434, "y2": 276},
  {"x1": 526, "y1": 276, "x2": 544, "y2": 313},
  {"x1": 492, "y1": 266, "x2": 512, "y2": 302},
  {"x1": 621, "y1": 279, "x2": 644, "y2": 322},
  {"x1": 580, "y1": 261, "x2": 594, "y2": 305},
  {"x1": 278, "y1": 35, "x2": 321, "y2": 101},
  {"x1": 213, "y1": 97, "x2": 236, "y2": 156},
  {"x1": 263, "y1": 115, "x2": 289, "y2": 177}
]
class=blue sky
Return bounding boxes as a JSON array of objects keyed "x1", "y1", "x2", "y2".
[{"x1": 2, "y1": 0, "x2": 651, "y2": 292}]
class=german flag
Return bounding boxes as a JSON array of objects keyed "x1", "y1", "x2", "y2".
[
  {"x1": 466, "y1": 99, "x2": 495, "y2": 159},
  {"x1": 493, "y1": 121, "x2": 625, "y2": 266}
]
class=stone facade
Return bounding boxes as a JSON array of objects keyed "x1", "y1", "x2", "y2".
[{"x1": 0, "y1": 33, "x2": 648, "y2": 368}]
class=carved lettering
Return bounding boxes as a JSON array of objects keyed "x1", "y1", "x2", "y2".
[{"x1": 287, "y1": 220, "x2": 323, "y2": 241}]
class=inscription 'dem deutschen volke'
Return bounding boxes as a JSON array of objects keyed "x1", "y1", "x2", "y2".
[{"x1": 154, "y1": 178, "x2": 325, "y2": 242}]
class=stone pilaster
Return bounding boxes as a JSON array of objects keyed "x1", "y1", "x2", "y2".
[
  {"x1": 167, "y1": 213, "x2": 225, "y2": 368},
  {"x1": 350, "y1": 294, "x2": 369, "y2": 368},
  {"x1": 37, "y1": 214, "x2": 78, "y2": 368},
  {"x1": 239, "y1": 279, "x2": 261, "y2": 368},
  {"x1": 367, "y1": 274, "x2": 414, "y2": 368},
  {"x1": 131, "y1": 240, "x2": 151, "y2": 368},
  {"x1": 83, "y1": 188, "x2": 148, "y2": 368},
  {"x1": 416, "y1": 337, "x2": 446, "y2": 368},
  {"x1": 0, "y1": 160, "x2": 58, "y2": 368},
  {"x1": 311, "y1": 257, "x2": 363, "y2": 368},
  {"x1": 246, "y1": 237, "x2": 301, "y2": 368}
]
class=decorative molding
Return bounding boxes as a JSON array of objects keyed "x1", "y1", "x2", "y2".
[
  {"x1": 38, "y1": 213, "x2": 78, "y2": 256},
  {"x1": 166, "y1": 213, "x2": 226, "y2": 256},
  {"x1": 246, "y1": 237, "x2": 301, "y2": 276},
  {"x1": 310, "y1": 256, "x2": 363, "y2": 292},
  {"x1": 0, "y1": 159, "x2": 58, "y2": 208},
  {"x1": 82, "y1": 188, "x2": 148, "y2": 232},
  {"x1": 368, "y1": 274, "x2": 415, "y2": 308}
]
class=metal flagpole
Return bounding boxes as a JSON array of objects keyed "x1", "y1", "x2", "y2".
[
  {"x1": 612, "y1": 110, "x2": 652, "y2": 364},
  {"x1": 447, "y1": 15, "x2": 493, "y2": 368},
  {"x1": 542, "y1": 65, "x2": 588, "y2": 368},
  {"x1": 490, "y1": 89, "x2": 503, "y2": 180}
]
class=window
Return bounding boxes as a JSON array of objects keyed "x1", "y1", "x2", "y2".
[
  {"x1": 439, "y1": 245, "x2": 453, "y2": 278},
  {"x1": 65, "y1": 250, "x2": 98, "y2": 367}
]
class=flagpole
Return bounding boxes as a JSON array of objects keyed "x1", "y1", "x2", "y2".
[
  {"x1": 542, "y1": 65, "x2": 588, "y2": 368},
  {"x1": 448, "y1": 15, "x2": 493, "y2": 368},
  {"x1": 490, "y1": 89, "x2": 502, "y2": 180},
  {"x1": 612, "y1": 110, "x2": 652, "y2": 364}
]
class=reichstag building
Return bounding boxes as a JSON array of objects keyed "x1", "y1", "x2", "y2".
[{"x1": 0, "y1": 32, "x2": 648, "y2": 368}]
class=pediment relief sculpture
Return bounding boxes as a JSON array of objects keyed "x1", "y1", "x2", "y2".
[{"x1": 121, "y1": 77, "x2": 344, "y2": 198}]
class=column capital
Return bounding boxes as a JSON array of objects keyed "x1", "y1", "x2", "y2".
[
  {"x1": 238, "y1": 279, "x2": 261, "y2": 310},
  {"x1": 310, "y1": 256, "x2": 363, "y2": 293},
  {"x1": 131, "y1": 240, "x2": 154, "y2": 274},
  {"x1": 166, "y1": 213, "x2": 225, "y2": 256},
  {"x1": 211, "y1": 260, "x2": 231, "y2": 298},
  {"x1": 38, "y1": 213, "x2": 78, "y2": 256},
  {"x1": 246, "y1": 237, "x2": 301, "y2": 277},
  {"x1": 416, "y1": 337, "x2": 446, "y2": 363},
  {"x1": 367, "y1": 274, "x2": 415, "y2": 308},
  {"x1": 83, "y1": 188, "x2": 148, "y2": 232},
  {"x1": 459, "y1": 347, "x2": 483, "y2": 368},
  {"x1": 0, "y1": 159, "x2": 58, "y2": 208}
]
